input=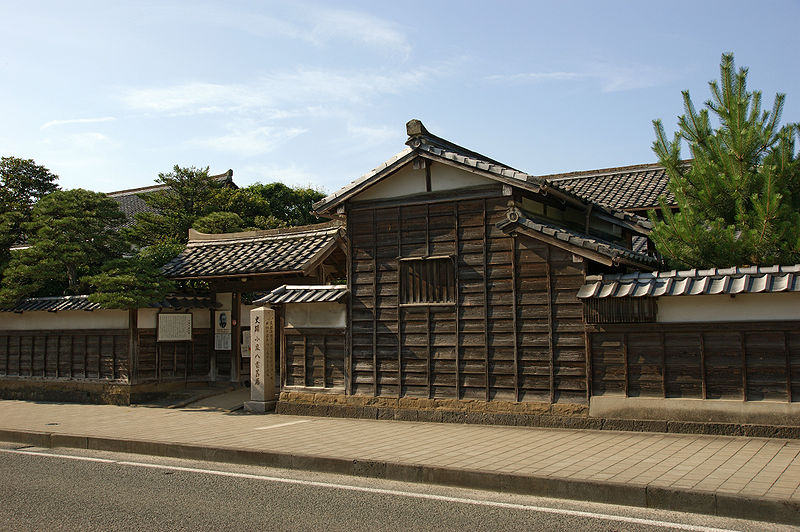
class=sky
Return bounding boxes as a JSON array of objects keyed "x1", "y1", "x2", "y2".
[{"x1": 2, "y1": 1, "x2": 800, "y2": 195}]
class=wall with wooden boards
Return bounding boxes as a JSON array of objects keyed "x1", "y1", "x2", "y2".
[
  {"x1": 588, "y1": 322, "x2": 800, "y2": 403},
  {"x1": 347, "y1": 195, "x2": 589, "y2": 404}
]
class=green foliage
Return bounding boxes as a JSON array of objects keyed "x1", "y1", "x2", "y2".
[
  {"x1": 0, "y1": 189, "x2": 126, "y2": 304},
  {"x1": 214, "y1": 182, "x2": 325, "y2": 229},
  {"x1": 650, "y1": 53, "x2": 800, "y2": 268},
  {"x1": 0, "y1": 157, "x2": 59, "y2": 273},
  {"x1": 86, "y1": 241, "x2": 183, "y2": 309},
  {"x1": 125, "y1": 165, "x2": 230, "y2": 246},
  {"x1": 192, "y1": 211, "x2": 244, "y2": 233},
  {"x1": 125, "y1": 165, "x2": 326, "y2": 244}
]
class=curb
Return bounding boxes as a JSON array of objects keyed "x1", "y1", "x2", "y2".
[{"x1": 1, "y1": 428, "x2": 797, "y2": 526}]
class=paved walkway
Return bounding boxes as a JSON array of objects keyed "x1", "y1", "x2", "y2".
[{"x1": 1, "y1": 398, "x2": 799, "y2": 525}]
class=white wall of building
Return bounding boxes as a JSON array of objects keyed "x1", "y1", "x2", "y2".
[
  {"x1": 285, "y1": 302, "x2": 346, "y2": 328},
  {"x1": 354, "y1": 163, "x2": 494, "y2": 202},
  {"x1": 0, "y1": 309, "x2": 129, "y2": 331},
  {"x1": 656, "y1": 292, "x2": 800, "y2": 323}
]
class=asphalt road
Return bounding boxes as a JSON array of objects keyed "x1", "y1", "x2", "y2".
[{"x1": 0, "y1": 442, "x2": 787, "y2": 532}]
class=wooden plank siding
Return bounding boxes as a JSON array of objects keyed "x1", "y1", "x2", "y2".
[
  {"x1": 588, "y1": 322, "x2": 800, "y2": 402},
  {"x1": 0, "y1": 328, "x2": 212, "y2": 384},
  {"x1": 135, "y1": 328, "x2": 211, "y2": 383},
  {"x1": 283, "y1": 328, "x2": 345, "y2": 389},
  {"x1": 348, "y1": 196, "x2": 589, "y2": 403},
  {"x1": 0, "y1": 329, "x2": 129, "y2": 381}
]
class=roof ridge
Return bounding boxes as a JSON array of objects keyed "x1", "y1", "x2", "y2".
[
  {"x1": 187, "y1": 220, "x2": 342, "y2": 245},
  {"x1": 106, "y1": 169, "x2": 233, "y2": 197}
]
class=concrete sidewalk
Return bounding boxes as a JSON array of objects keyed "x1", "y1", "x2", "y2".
[{"x1": 0, "y1": 399, "x2": 798, "y2": 525}]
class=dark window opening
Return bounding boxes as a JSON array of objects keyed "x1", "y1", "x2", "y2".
[
  {"x1": 584, "y1": 297, "x2": 657, "y2": 324},
  {"x1": 400, "y1": 257, "x2": 455, "y2": 305}
]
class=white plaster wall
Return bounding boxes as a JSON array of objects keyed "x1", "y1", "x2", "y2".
[
  {"x1": 216, "y1": 292, "x2": 232, "y2": 310},
  {"x1": 192, "y1": 308, "x2": 211, "y2": 329},
  {"x1": 285, "y1": 302, "x2": 346, "y2": 328},
  {"x1": 353, "y1": 163, "x2": 494, "y2": 202},
  {"x1": 430, "y1": 164, "x2": 495, "y2": 191},
  {"x1": 137, "y1": 308, "x2": 159, "y2": 329},
  {"x1": 0, "y1": 310, "x2": 128, "y2": 331},
  {"x1": 656, "y1": 292, "x2": 800, "y2": 323},
  {"x1": 354, "y1": 164, "x2": 426, "y2": 201},
  {"x1": 240, "y1": 304, "x2": 255, "y2": 327}
]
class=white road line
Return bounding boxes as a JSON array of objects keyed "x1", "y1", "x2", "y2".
[
  {"x1": 0, "y1": 448, "x2": 739, "y2": 532},
  {"x1": 253, "y1": 419, "x2": 312, "y2": 431}
]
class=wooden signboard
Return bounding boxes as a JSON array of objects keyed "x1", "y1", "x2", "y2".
[{"x1": 157, "y1": 313, "x2": 192, "y2": 342}]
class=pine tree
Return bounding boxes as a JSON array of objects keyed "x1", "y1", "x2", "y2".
[{"x1": 649, "y1": 53, "x2": 800, "y2": 268}]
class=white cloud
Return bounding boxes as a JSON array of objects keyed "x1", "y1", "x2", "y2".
[
  {"x1": 187, "y1": 125, "x2": 307, "y2": 157},
  {"x1": 40, "y1": 116, "x2": 116, "y2": 129},
  {"x1": 487, "y1": 62, "x2": 673, "y2": 92},
  {"x1": 309, "y1": 8, "x2": 410, "y2": 56},
  {"x1": 119, "y1": 68, "x2": 430, "y2": 115}
]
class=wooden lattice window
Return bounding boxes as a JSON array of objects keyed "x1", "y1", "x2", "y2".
[
  {"x1": 400, "y1": 256, "x2": 455, "y2": 305},
  {"x1": 584, "y1": 297, "x2": 657, "y2": 324}
]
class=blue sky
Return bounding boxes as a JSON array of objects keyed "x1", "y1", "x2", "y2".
[{"x1": 2, "y1": 1, "x2": 799, "y2": 194}]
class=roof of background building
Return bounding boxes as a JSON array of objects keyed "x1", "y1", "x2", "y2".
[
  {"x1": 497, "y1": 210, "x2": 659, "y2": 270},
  {"x1": 0, "y1": 294, "x2": 216, "y2": 312},
  {"x1": 577, "y1": 264, "x2": 800, "y2": 298},
  {"x1": 544, "y1": 163, "x2": 675, "y2": 212},
  {"x1": 106, "y1": 169, "x2": 234, "y2": 227},
  {"x1": 254, "y1": 284, "x2": 347, "y2": 305},
  {"x1": 314, "y1": 120, "x2": 652, "y2": 232},
  {"x1": 161, "y1": 221, "x2": 344, "y2": 279}
]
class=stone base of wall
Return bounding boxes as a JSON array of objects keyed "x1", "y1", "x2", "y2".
[
  {"x1": 0, "y1": 378, "x2": 214, "y2": 405},
  {"x1": 276, "y1": 391, "x2": 800, "y2": 439}
]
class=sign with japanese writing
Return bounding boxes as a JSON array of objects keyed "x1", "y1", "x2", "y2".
[
  {"x1": 249, "y1": 307, "x2": 276, "y2": 402},
  {"x1": 157, "y1": 313, "x2": 193, "y2": 342}
]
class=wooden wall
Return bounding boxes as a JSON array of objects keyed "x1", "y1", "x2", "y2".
[
  {"x1": 0, "y1": 329, "x2": 129, "y2": 381},
  {"x1": 135, "y1": 328, "x2": 211, "y2": 383},
  {"x1": 589, "y1": 322, "x2": 800, "y2": 402},
  {"x1": 348, "y1": 195, "x2": 588, "y2": 403},
  {"x1": 282, "y1": 327, "x2": 345, "y2": 389}
]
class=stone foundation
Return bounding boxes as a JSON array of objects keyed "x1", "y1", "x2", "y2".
[
  {"x1": 276, "y1": 391, "x2": 800, "y2": 439},
  {"x1": 0, "y1": 378, "x2": 213, "y2": 405}
]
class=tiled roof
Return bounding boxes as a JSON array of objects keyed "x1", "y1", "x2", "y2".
[
  {"x1": 497, "y1": 209, "x2": 659, "y2": 269},
  {"x1": 106, "y1": 170, "x2": 234, "y2": 227},
  {"x1": 578, "y1": 264, "x2": 800, "y2": 299},
  {"x1": 545, "y1": 163, "x2": 674, "y2": 211},
  {"x1": 1, "y1": 295, "x2": 103, "y2": 312},
  {"x1": 314, "y1": 120, "x2": 652, "y2": 232},
  {"x1": 0, "y1": 294, "x2": 215, "y2": 312},
  {"x1": 161, "y1": 221, "x2": 344, "y2": 279},
  {"x1": 254, "y1": 284, "x2": 347, "y2": 305}
]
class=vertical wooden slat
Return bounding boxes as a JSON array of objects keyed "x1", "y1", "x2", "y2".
[
  {"x1": 322, "y1": 334, "x2": 328, "y2": 388},
  {"x1": 454, "y1": 204, "x2": 461, "y2": 400},
  {"x1": 699, "y1": 332, "x2": 706, "y2": 399},
  {"x1": 511, "y1": 235, "x2": 519, "y2": 402},
  {"x1": 786, "y1": 331, "x2": 792, "y2": 403},
  {"x1": 397, "y1": 208, "x2": 402, "y2": 398},
  {"x1": 584, "y1": 328, "x2": 593, "y2": 402},
  {"x1": 83, "y1": 335, "x2": 88, "y2": 379},
  {"x1": 372, "y1": 208, "x2": 378, "y2": 396},
  {"x1": 4, "y1": 335, "x2": 8, "y2": 376},
  {"x1": 98, "y1": 335, "x2": 103, "y2": 379},
  {"x1": 345, "y1": 217, "x2": 353, "y2": 395},
  {"x1": 111, "y1": 335, "x2": 117, "y2": 380},
  {"x1": 622, "y1": 333, "x2": 629, "y2": 398},
  {"x1": 55, "y1": 335, "x2": 61, "y2": 378},
  {"x1": 546, "y1": 248, "x2": 555, "y2": 404},
  {"x1": 482, "y1": 199, "x2": 490, "y2": 402},
  {"x1": 741, "y1": 331, "x2": 747, "y2": 401},
  {"x1": 280, "y1": 313, "x2": 287, "y2": 389},
  {"x1": 303, "y1": 335, "x2": 308, "y2": 387},
  {"x1": 427, "y1": 305, "x2": 432, "y2": 399},
  {"x1": 70, "y1": 334, "x2": 75, "y2": 379},
  {"x1": 661, "y1": 331, "x2": 666, "y2": 397},
  {"x1": 42, "y1": 334, "x2": 48, "y2": 378}
]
